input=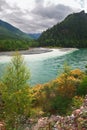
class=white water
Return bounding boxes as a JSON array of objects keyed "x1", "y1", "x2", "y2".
[
  {"x1": 0, "y1": 48, "x2": 78, "y2": 85},
  {"x1": 24, "y1": 48, "x2": 77, "y2": 61},
  {"x1": 0, "y1": 48, "x2": 77, "y2": 63}
]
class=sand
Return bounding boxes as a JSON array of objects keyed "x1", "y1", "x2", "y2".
[
  {"x1": 0, "y1": 48, "x2": 53, "y2": 56},
  {"x1": 0, "y1": 47, "x2": 78, "y2": 56}
]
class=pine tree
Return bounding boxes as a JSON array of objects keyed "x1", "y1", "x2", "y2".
[{"x1": 1, "y1": 52, "x2": 32, "y2": 129}]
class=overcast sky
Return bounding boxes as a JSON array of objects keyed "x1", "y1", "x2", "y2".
[{"x1": 0, "y1": 0, "x2": 86, "y2": 33}]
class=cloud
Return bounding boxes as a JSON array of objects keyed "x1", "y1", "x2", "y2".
[
  {"x1": 75, "y1": 0, "x2": 85, "y2": 8},
  {"x1": 29, "y1": 3, "x2": 74, "y2": 32},
  {"x1": 35, "y1": 0, "x2": 44, "y2": 4},
  {"x1": 0, "y1": 0, "x2": 78, "y2": 33},
  {"x1": 32, "y1": 4, "x2": 73, "y2": 20},
  {"x1": 0, "y1": 0, "x2": 9, "y2": 10},
  {"x1": 79, "y1": 0, "x2": 85, "y2": 8},
  {"x1": 0, "y1": 0, "x2": 27, "y2": 30}
]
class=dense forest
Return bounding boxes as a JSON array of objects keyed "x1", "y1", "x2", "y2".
[
  {"x1": 38, "y1": 11, "x2": 87, "y2": 48},
  {"x1": 0, "y1": 53, "x2": 87, "y2": 129},
  {"x1": 0, "y1": 39, "x2": 39, "y2": 51}
]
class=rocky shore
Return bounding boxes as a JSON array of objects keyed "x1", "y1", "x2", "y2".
[
  {"x1": 20, "y1": 95, "x2": 87, "y2": 130},
  {"x1": 0, "y1": 48, "x2": 53, "y2": 56},
  {"x1": 0, "y1": 96, "x2": 87, "y2": 130},
  {"x1": 8, "y1": 95, "x2": 87, "y2": 130}
]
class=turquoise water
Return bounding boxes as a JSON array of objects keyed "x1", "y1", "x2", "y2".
[{"x1": 0, "y1": 49, "x2": 87, "y2": 86}]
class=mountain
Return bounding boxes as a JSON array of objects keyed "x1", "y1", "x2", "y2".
[
  {"x1": 0, "y1": 20, "x2": 33, "y2": 51},
  {"x1": 0, "y1": 19, "x2": 32, "y2": 40},
  {"x1": 38, "y1": 11, "x2": 87, "y2": 48},
  {"x1": 29, "y1": 33, "x2": 41, "y2": 39}
]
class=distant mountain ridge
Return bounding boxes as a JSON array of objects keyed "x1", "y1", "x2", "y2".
[
  {"x1": 29, "y1": 33, "x2": 41, "y2": 39},
  {"x1": 0, "y1": 19, "x2": 32, "y2": 40},
  {"x1": 0, "y1": 19, "x2": 33, "y2": 51},
  {"x1": 38, "y1": 10, "x2": 87, "y2": 47}
]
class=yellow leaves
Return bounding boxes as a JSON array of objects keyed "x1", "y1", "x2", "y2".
[
  {"x1": 31, "y1": 107, "x2": 44, "y2": 117},
  {"x1": 72, "y1": 96, "x2": 84, "y2": 109},
  {"x1": 74, "y1": 96, "x2": 83, "y2": 101},
  {"x1": 71, "y1": 69, "x2": 84, "y2": 79},
  {"x1": 32, "y1": 84, "x2": 43, "y2": 97},
  {"x1": 58, "y1": 69, "x2": 83, "y2": 82},
  {"x1": 57, "y1": 75, "x2": 76, "y2": 97},
  {"x1": 57, "y1": 83, "x2": 76, "y2": 98},
  {"x1": 55, "y1": 69, "x2": 83, "y2": 98},
  {"x1": 32, "y1": 69, "x2": 84, "y2": 101},
  {"x1": 15, "y1": 90, "x2": 22, "y2": 94},
  {"x1": 31, "y1": 68, "x2": 85, "y2": 115}
]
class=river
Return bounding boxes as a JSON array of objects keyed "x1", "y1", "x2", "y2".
[{"x1": 0, "y1": 48, "x2": 87, "y2": 86}]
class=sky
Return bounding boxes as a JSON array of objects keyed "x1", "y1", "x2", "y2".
[{"x1": 0, "y1": 0, "x2": 87, "y2": 33}]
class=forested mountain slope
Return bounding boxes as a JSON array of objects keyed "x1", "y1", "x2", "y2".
[
  {"x1": 38, "y1": 11, "x2": 87, "y2": 47},
  {"x1": 0, "y1": 20, "x2": 33, "y2": 51}
]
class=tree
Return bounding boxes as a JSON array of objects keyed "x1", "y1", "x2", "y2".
[
  {"x1": 50, "y1": 64, "x2": 76, "y2": 115},
  {"x1": 77, "y1": 76, "x2": 87, "y2": 96},
  {"x1": 1, "y1": 52, "x2": 32, "y2": 129},
  {"x1": 57, "y1": 63, "x2": 76, "y2": 98}
]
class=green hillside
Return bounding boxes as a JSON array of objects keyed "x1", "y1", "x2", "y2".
[
  {"x1": 38, "y1": 11, "x2": 87, "y2": 47},
  {"x1": 0, "y1": 20, "x2": 33, "y2": 51},
  {"x1": 0, "y1": 20, "x2": 32, "y2": 40}
]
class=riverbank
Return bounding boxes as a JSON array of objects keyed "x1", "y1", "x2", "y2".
[
  {"x1": 0, "y1": 48, "x2": 52, "y2": 56},
  {"x1": 0, "y1": 47, "x2": 77, "y2": 56}
]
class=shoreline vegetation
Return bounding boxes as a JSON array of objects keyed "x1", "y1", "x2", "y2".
[
  {"x1": 0, "y1": 52, "x2": 87, "y2": 130},
  {"x1": 0, "y1": 47, "x2": 78, "y2": 56}
]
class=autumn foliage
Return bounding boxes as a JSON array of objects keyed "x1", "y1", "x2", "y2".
[
  {"x1": 32, "y1": 67, "x2": 85, "y2": 115},
  {"x1": 0, "y1": 53, "x2": 86, "y2": 129}
]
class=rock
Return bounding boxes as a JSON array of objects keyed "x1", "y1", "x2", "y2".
[
  {"x1": 24, "y1": 127, "x2": 30, "y2": 130},
  {"x1": 33, "y1": 95, "x2": 87, "y2": 130},
  {"x1": 0, "y1": 122, "x2": 5, "y2": 130}
]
